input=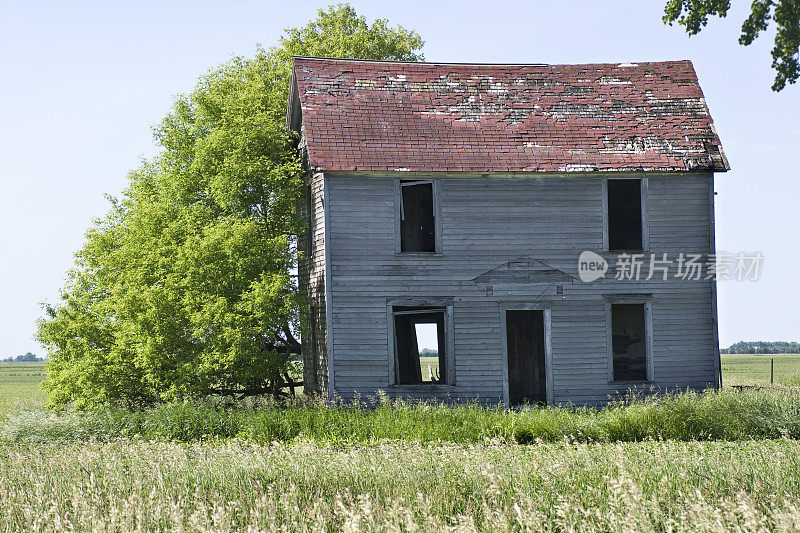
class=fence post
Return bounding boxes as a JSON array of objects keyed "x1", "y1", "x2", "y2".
[{"x1": 771, "y1": 358, "x2": 774, "y2": 385}]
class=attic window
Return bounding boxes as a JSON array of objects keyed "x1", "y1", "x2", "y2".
[
  {"x1": 400, "y1": 181, "x2": 436, "y2": 253},
  {"x1": 607, "y1": 179, "x2": 643, "y2": 251},
  {"x1": 393, "y1": 307, "x2": 446, "y2": 384}
]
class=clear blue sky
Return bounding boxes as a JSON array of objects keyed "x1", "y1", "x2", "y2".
[{"x1": 1, "y1": 0, "x2": 798, "y2": 357}]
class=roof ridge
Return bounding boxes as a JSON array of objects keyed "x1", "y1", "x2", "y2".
[{"x1": 291, "y1": 56, "x2": 694, "y2": 68}]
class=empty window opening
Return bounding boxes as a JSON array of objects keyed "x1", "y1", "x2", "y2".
[
  {"x1": 400, "y1": 181, "x2": 435, "y2": 252},
  {"x1": 611, "y1": 303, "x2": 648, "y2": 382},
  {"x1": 607, "y1": 179, "x2": 642, "y2": 251},
  {"x1": 394, "y1": 308, "x2": 445, "y2": 384}
]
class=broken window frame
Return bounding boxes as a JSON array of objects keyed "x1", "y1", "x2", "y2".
[
  {"x1": 605, "y1": 296, "x2": 653, "y2": 383},
  {"x1": 395, "y1": 179, "x2": 441, "y2": 254},
  {"x1": 389, "y1": 303, "x2": 454, "y2": 387},
  {"x1": 604, "y1": 177, "x2": 648, "y2": 252}
]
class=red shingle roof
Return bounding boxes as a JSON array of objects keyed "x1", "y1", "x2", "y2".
[{"x1": 289, "y1": 57, "x2": 728, "y2": 173}]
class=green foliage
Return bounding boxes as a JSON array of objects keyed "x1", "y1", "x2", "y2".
[
  {"x1": 664, "y1": 0, "x2": 800, "y2": 91},
  {"x1": 36, "y1": 4, "x2": 424, "y2": 408},
  {"x1": 276, "y1": 4, "x2": 424, "y2": 64},
  {"x1": 663, "y1": 0, "x2": 733, "y2": 33},
  {"x1": 4, "y1": 388, "x2": 800, "y2": 444}
]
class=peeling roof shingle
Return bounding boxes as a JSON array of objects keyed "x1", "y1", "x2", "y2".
[{"x1": 289, "y1": 57, "x2": 728, "y2": 173}]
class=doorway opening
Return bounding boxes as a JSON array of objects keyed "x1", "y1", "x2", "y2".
[{"x1": 505, "y1": 310, "x2": 547, "y2": 405}]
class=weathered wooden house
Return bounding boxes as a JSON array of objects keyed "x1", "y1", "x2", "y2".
[{"x1": 289, "y1": 57, "x2": 728, "y2": 405}]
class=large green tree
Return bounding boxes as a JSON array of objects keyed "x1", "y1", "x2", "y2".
[
  {"x1": 664, "y1": 0, "x2": 800, "y2": 91},
  {"x1": 37, "y1": 5, "x2": 423, "y2": 408}
]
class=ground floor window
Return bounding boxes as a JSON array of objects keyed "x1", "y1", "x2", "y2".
[
  {"x1": 611, "y1": 303, "x2": 648, "y2": 381},
  {"x1": 393, "y1": 307, "x2": 446, "y2": 384}
]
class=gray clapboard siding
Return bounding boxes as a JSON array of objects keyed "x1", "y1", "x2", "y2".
[
  {"x1": 297, "y1": 171, "x2": 329, "y2": 395},
  {"x1": 311, "y1": 172, "x2": 719, "y2": 405}
]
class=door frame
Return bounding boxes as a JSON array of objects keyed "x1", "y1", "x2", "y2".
[{"x1": 500, "y1": 303, "x2": 554, "y2": 406}]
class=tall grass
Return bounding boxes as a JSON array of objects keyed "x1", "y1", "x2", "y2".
[
  {"x1": 2, "y1": 387, "x2": 800, "y2": 530},
  {"x1": 3, "y1": 387, "x2": 800, "y2": 445},
  {"x1": 1, "y1": 438, "x2": 799, "y2": 531}
]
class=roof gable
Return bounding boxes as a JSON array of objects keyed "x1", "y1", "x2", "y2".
[{"x1": 290, "y1": 57, "x2": 728, "y2": 173}]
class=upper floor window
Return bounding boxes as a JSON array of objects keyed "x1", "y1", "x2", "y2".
[
  {"x1": 400, "y1": 181, "x2": 436, "y2": 252},
  {"x1": 607, "y1": 179, "x2": 643, "y2": 251}
]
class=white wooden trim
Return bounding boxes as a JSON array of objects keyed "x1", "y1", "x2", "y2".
[
  {"x1": 322, "y1": 173, "x2": 336, "y2": 400},
  {"x1": 645, "y1": 300, "x2": 654, "y2": 383},
  {"x1": 601, "y1": 178, "x2": 609, "y2": 252},
  {"x1": 606, "y1": 303, "x2": 614, "y2": 382},
  {"x1": 641, "y1": 177, "x2": 650, "y2": 252},
  {"x1": 393, "y1": 178, "x2": 402, "y2": 254},
  {"x1": 387, "y1": 297, "x2": 454, "y2": 307},
  {"x1": 544, "y1": 307, "x2": 554, "y2": 405},
  {"x1": 433, "y1": 179, "x2": 443, "y2": 254},
  {"x1": 445, "y1": 305, "x2": 455, "y2": 385},
  {"x1": 386, "y1": 304, "x2": 396, "y2": 387},
  {"x1": 325, "y1": 170, "x2": 715, "y2": 179},
  {"x1": 499, "y1": 307, "x2": 510, "y2": 404},
  {"x1": 708, "y1": 173, "x2": 721, "y2": 388}
]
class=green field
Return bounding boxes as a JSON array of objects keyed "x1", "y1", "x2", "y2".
[
  {"x1": 0, "y1": 362, "x2": 47, "y2": 417},
  {"x1": 3, "y1": 354, "x2": 798, "y2": 413},
  {"x1": 721, "y1": 353, "x2": 800, "y2": 387},
  {"x1": 2, "y1": 356, "x2": 800, "y2": 530},
  {"x1": 419, "y1": 355, "x2": 440, "y2": 382}
]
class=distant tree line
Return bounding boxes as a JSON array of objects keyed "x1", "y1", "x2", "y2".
[
  {"x1": 722, "y1": 341, "x2": 800, "y2": 354},
  {"x1": 1, "y1": 352, "x2": 45, "y2": 362}
]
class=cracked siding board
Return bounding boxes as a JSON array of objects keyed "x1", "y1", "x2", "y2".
[{"x1": 324, "y1": 173, "x2": 718, "y2": 404}]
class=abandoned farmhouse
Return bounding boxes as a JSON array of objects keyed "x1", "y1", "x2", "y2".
[{"x1": 289, "y1": 57, "x2": 728, "y2": 405}]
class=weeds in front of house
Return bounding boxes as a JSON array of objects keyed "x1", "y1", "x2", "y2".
[
  {"x1": 2, "y1": 387, "x2": 800, "y2": 530},
  {"x1": 3, "y1": 387, "x2": 800, "y2": 445}
]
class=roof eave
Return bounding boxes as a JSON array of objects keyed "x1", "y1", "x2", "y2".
[
  {"x1": 286, "y1": 66, "x2": 301, "y2": 133},
  {"x1": 709, "y1": 123, "x2": 731, "y2": 172},
  {"x1": 320, "y1": 168, "x2": 719, "y2": 177}
]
